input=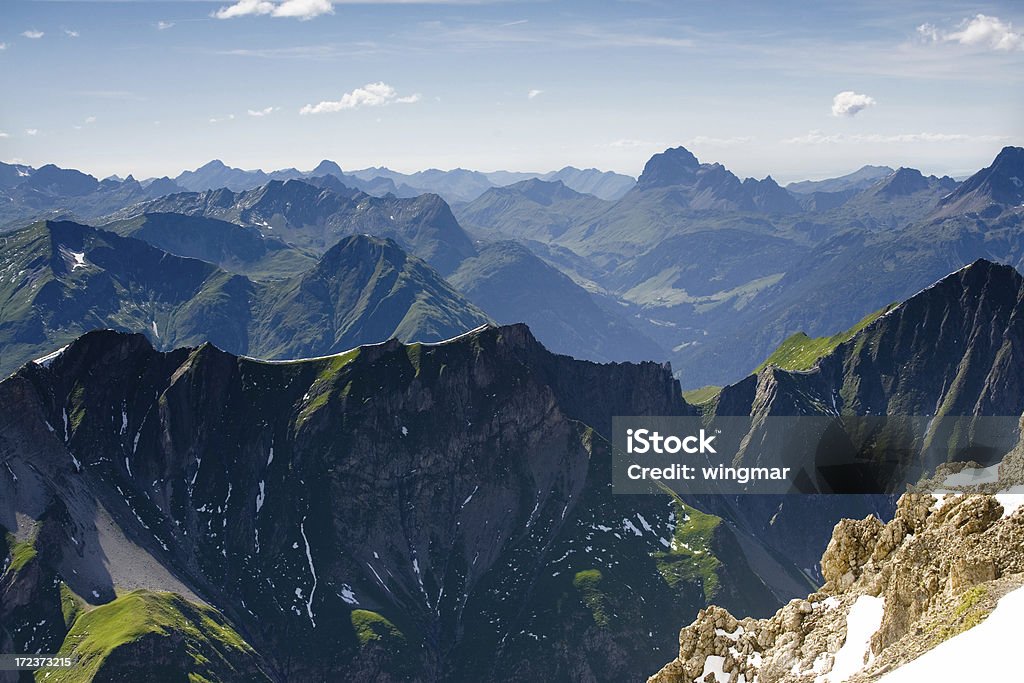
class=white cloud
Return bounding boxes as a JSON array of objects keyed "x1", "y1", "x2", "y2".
[
  {"x1": 0, "y1": 132, "x2": 9, "y2": 138},
  {"x1": 0, "y1": 43, "x2": 6, "y2": 50},
  {"x1": 85, "y1": 116, "x2": 96, "y2": 124},
  {"x1": 22, "y1": 30, "x2": 44, "y2": 39},
  {"x1": 156, "y1": 21, "x2": 175, "y2": 31},
  {"x1": 247, "y1": 106, "x2": 280, "y2": 117},
  {"x1": 214, "y1": 0, "x2": 334, "y2": 21},
  {"x1": 25, "y1": 129, "x2": 38, "y2": 136},
  {"x1": 215, "y1": 0, "x2": 275, "y2": 18},
  {"x1": 782, "y1": 130, "x2": 1009, "y2": 145},
  {"x1": 527, "y1": 89, "x2": 543, "y2": 100},
  {"x1": 209, "y1": 114, "x2": 237, "y2": 124},
  {"x1": 831, "y1": 91, "x2": 876, "y2": 117},
  {"x1": 272, "y1": 0, "x2": 334, "y2": 20},
  {"x1": 300, "y1": 82, "x2": 421, "y2": 114},
  {"x1": 64, "y1": 29, "x2": 80, "y2": 38},
  {"x1": 919, "y1": 14, "x2": 1023, "y2": 52}
]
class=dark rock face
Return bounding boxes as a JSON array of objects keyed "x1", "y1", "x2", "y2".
[
  {"x1": 938, "y1": 146, "x2": 1024, "y2": 217},
  {"x1": 718, "y1": 259, "x2": 1024, "y2": 422},
  {"x1": 6, "y1": 324, "x2": 807, "y2": 682},
  {"x1": 636, "y1": 147, "x2": 701, "y2": 189},
  {"x1": 688, "y1": 259, "x2": 1024, "y2": 578}
]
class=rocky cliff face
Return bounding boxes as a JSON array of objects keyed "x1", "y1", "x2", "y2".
[
  {"x1": 0, "y1": 323, "x2": 818, "y2": 682},
  {"x1": 687, "y1": 258, "x2": 1024, "y2": 586},
  {"x1": 648, "y1": 492, "x2": 1024, "y2": 683},
  {"x1": 715, "y1": 258, "x2": 1024, "y2": 442}
]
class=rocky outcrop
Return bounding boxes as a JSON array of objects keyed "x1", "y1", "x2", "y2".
[{"x1": 649, "y1": 492, "x2": 1024, "y2": 682}]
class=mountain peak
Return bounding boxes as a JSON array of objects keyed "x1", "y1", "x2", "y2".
[
  {"x1": 309, "y1": 159, "x2": 343, "y2": 177},
  {"x1": 935, "y1": 145, "x2": 1024, "y2": 217},
  {"x1": 507, "y1": 177, "x2": 582, "y2": 205},
  {"x1": 992, "y1": 145, "x2": 1024, "y2": 168},
  {"x1": 874, "y1": 167, "x2": 929, "y2": 197},
  {"x1": 636, "y1": 146, "x2": 701, "y2": 188}
]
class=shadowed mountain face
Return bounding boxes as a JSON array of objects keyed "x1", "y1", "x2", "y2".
[
  {"x1": 936, "y1": 146, "x2": 1024, "y2": 218},
  {"x1": 0, "y1": 323, "x2": 843, "y2": 682},
  {"x1": 0, "y1": 220, "x2": 489, "y2": 376},
  {"x1": 454, "y1": 179, "x2": 611, "y2": 243},
  {"x1": 0, "y1": 163, "x2": 186, "y2": 229},
  {"x1": 715, "y1": 258, "x2": 1024, "y2": 424},
  {"x1": 448, "y1": 241, "x2": 665, "y2": 363}
]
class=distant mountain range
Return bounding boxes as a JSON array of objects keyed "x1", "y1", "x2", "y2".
[
  {"x1": 457, "y1": 145, "x2": 1024, "y2": 387},
  {"x1": 170, "y1": 160, "x2": 637, "y2": 203},
  {"x1": 3, "y1": 145, "x2": 1022, "y2": 390},
  {"x1": 0, "y1": 220, "x2": 489, "y2": 376}
]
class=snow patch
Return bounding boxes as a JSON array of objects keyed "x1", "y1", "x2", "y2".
[
  {"x1": 339, "y1": 584, "x2": 358, "y2": 605},
  {"x1": 299, "y1": 519, "x2": 318, "y2": 627},
  {"x1": 995, "y1": 487, "x2": 1024, "y2": 518},
  {"x1": 33, "y1": 345, "x2": 68, "y2": 367},
  {"x1": 942, "y1": 463, "x2": 1000, "y2": 487},
  {"x1": 819, "y1": 594, "x2": 884, "y2": 683},
  {"x1": 879, "y1": 585, "x2": 1024, "y2": 682},
  {"x1": 715, "y1": 625, "x2": 743, "y2": 641},
  {"x1": 697, "y1": 655, "x2": 728, "y2": 683}
]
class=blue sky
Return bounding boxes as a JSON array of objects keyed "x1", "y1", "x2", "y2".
[{"x1": 1, "y1": 0, "x2": 1022, "y2": 182}]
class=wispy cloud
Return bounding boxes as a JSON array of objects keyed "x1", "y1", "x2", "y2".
[
  {"x1": 209, "y1": 114, "x2": 237, "y2": 124},
  {"x1": 214, "y1": 0, "x2": 334, "y2": 21},
  {"x1": 300, "y1": 82, "x2": 421, "y2": 114},
  {"x1": 782, "y1": 130, "x2": 1009, "y2": 145},
  {"x1": 64, "y1": 29, "x2": 80, "y2": 38},
  {"x1": 73, "y1": 116, "x2": 97, "y2": 130},
  {"x1": 0, "y1": 132, "x2": 9, "y2": 138},
  {"x1": 0, "y1": 43, "x2": 7, "y2": 51},
  {"x1": 25, "y1": 129, "x2": 39, "y2": 136},
  {"x1": 248, "y1": 106, "x2": 280, "y2": 117},
  {"x1": 918, "y1": 14, "x2": 1023, "y2": 52},
  {"x1": 527, "y1": 89, "x2": 543, "y2": 100},
  {"x1": 156, "y1": 21, "x2": 175, "y2": 31},
  {"x1": 831, "y1": 91, "x2": 876, "y2": 117},
  {"x1": 22, "y1": 30, "x2": 44, "y2": 40}
]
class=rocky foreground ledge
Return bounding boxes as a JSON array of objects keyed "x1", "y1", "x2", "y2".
[{"x1": 649, "y1": 493, "x2": 1024, "y2": 683}]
